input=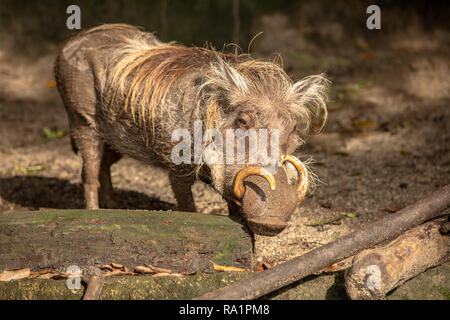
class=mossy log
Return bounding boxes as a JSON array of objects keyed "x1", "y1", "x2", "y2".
[
  {"x1": 0, "y1": 209, "x2": 252, "y2": 274},
  {"x1": 0, "y1": 263, "x2": 448, "y2": 300}
]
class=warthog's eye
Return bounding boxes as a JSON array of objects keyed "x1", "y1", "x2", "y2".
[
  {"x1": 237, "y1": 117, "x2": 247, "y2": 126},
  {"x1": 236, "y1": 113, "x2": 253, "y2": 129}
]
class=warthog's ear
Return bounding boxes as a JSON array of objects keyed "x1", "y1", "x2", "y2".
[{"x1": 290, "y1": 74, "x2": 330, "y2": 132}]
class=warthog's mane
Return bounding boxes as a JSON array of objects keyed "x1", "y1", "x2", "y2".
[{"x1": 80, "y1": 24, "x2": 328, "y2": 138}]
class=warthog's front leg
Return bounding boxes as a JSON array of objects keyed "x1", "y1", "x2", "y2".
[{"x1": 169, "y1": 173, "x2": 196, "y2": 212}]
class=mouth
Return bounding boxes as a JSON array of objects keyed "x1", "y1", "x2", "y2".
[
  {"x1": 230, "y1": 154, "x2": 309, "y2": 236},
  {"x1": 246, "y1": 217, "x2": 288, "y2": 236}
]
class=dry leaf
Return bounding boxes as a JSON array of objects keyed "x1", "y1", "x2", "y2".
[
  {"x1": 103, "y1": 270, "x2": 133, "y2": 278},
  {"x1": 35, "y1": 273, "x2": 54, "y2": 279},
  {"x1": 322, "y1": 263, "x2": 339, "y2": 272},
  {"x1": 255, "y1": 261, "x2": 271, "y2": 272},
  {"x1": 46, "y1": 80, "x2": 56, "y2": 88},
  {"x1": 110, "y1": 262, "x2": 124, "y2": 270},
  {"x1": 123, "y1": 266, "x2": 131, "y2": 273},
  {"x1": 135, "y1": 266, "x2": 156, "y2": 274},
  {"x1": 321, "y1": 263, "x2": 349, "y2": 273},
  {"x1": 89, "y1": 218, "x2": 103, "y2": 224},
  {"x1": 0, "y1": 268, "x2": 31, "y2": 281},
  {"x1": 100, "y1": 264, "x2": 114, "y2": 271},
  {"x1": 145, "y1": 264, "x2": 171, "y2": 274},
  {"x1": 212, "y1": 262, "x2": 250, "y2": 272},
  {"x1": 49, "y1": 273, "x2": 69, "y2": 280},
  {"x1": 418, "y1": 177, "x2": 432, "y2": 184},
  {"x1": 384, "y1": 206, "x2": 402, "y2": 213},
  {"x1": 152, "y1": 272, "x2": 183, "y2": 278},
  {"x1": 353, "y1": 121, "x2": 376, "y2": 128},
  {"x1": 28, "y1": 269, "x2": 52, "y2": 279},
  {"x1": 34, "y1": 272, "x2": 68, "y2": 280},
  {"x1": 355, "y1": 36, "x2": 369, "y2": 51}
]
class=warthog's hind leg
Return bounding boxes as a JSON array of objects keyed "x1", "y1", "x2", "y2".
[{"x1": 71, "y1": 116, "x2": 104, "y2": 210}]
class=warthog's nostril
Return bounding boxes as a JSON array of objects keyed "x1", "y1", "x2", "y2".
[
  {"x1": 233, "y1": 166, "x2": 276, "y2": 201},
  {"x1": 244, "y1": 181, "x2": 266, "y2": 202}
]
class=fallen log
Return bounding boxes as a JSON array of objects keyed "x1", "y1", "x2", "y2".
[
  {"x1": 0, "y1": 273, "x2": 250, "y2": 300},
  {"x1": 195, "y1": 184, "x2": 450, "y2": 300},
  {"x1": 0, "y1": 263, "x2": 448, "y2": 299},
  {"x1": 344, "y1": 219, "x2": 449, "y2": 300},
  {"x1": 0, "y1": 209, "x2": 252, "y2": 274}
]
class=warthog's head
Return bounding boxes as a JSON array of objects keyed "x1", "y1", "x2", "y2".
[{"x1": 199, "y1": 57, "x2": 329, "y2": 236}]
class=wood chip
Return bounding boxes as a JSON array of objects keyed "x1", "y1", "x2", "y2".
[
  {"x1": 34, "y1": 272, "x2": 69, "y2": 280},
  {"x1": 145, "y1": 264, "x2": 171, "y2": 273},
  {"x1": 384, "y1": 206, "x2": 402, "y2": 213},
  {"x1": 103, "y1": 270, "x2": 134, "y2": 278},
  {"x1": 212, "y1": 262, "x2": 250, "y2": 272},
  {"x1": 0, "y1": 268, "x2": 31, "y2": 281},
  {"x1": 99, "y1": 264, "x2": 114, "y2": 271},
  {"x1": 152, "y1": 272, "x2": 183, "y2": 278},
  {"x1": 28, "y1": 270, "x2": 52, "y2": 279},
  {"x1": 46, "y1": 80, "x2": 56, "y2": 88},
  {"x1": 256, "y1": 262, "x2": 271, "y2": 272},
  {"x1": 418, "y1": 177, "x2": 432, "y2": 184},
  {"x1": 353, "y1": 121, "x2": 376, "y2": 128},
  {"x1": 322, "y1": 263, "x2": 340, "y2": 272},
  {"x1": 110, "y1": 262, "x2": 124, "y2": 270},
  {"x1": 49, "y1": 273, "x2": 69, "y2": 280},
  {"x1": 134, "y1": 266, "x2": 155, "y2": 274}
]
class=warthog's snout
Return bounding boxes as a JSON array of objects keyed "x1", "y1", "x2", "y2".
[{"x1": 233, "y1": 155, "x2": 309, "y2": 236}]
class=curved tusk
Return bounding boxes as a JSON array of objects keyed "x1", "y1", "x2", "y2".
[
  {"x1": 233, "y1": 166, "x2": 276, "y2": 200},
  {"x1": 279, "y1": 154, "x2": 309, "y2": 204}
]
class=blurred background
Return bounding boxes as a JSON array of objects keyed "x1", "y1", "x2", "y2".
[
  {"x1": 0, "y1": 0, "x2": 449, "y2": 101},
  {"x1": 0, "y1": 1, "x2": 449, "y2": 291},
  {"x1": 1, "y1": 0, "x2": 449, "y2": 57}
]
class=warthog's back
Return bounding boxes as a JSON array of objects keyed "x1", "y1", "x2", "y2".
[{"x1": 54, "y1": 24, "x2": 199, "y2": 167}]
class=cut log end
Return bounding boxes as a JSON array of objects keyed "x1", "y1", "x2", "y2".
[{"x1": 344, "y1": 220, "x2": 449, "y2": 300}]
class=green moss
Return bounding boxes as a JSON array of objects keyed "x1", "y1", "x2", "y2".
[
  {"x1": 438, "y1": 287, "x2": 450, "y2": 300},
  {"x1": 100, "y1": 224, "x2": 121, "y2": 232},
  {"x1": 0, "y1": 209, "x2": 252, "y2": 274}
]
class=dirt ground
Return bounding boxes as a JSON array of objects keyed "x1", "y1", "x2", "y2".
[{"x1": 0, "y1": 14, "x2": 448, "y2": 278}]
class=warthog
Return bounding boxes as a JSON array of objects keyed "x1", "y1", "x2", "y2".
[{"x1": 54, "y1": 24, "x2": 328, "y2": 236}]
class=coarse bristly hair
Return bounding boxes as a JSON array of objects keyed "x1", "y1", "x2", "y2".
[{"x1": 100, "y1": 24, "x2": 329, "y2": 136}]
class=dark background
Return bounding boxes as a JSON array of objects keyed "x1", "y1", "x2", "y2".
[{"x1": 0, "y1": 0, "x2": 448, "y2": 56}]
